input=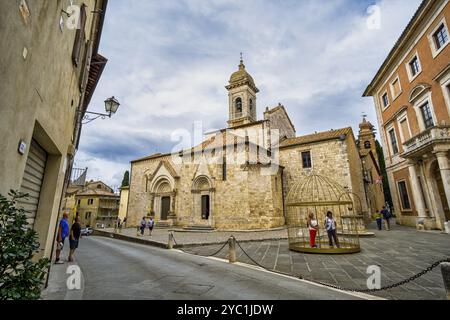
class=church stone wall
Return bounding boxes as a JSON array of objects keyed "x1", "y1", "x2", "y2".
[
  {"x1": 280, "y1": 139, "x2": 353, "y2": 192},
  {"x1": 128, "y1": 150, "x2": 285, "y2": 230},
  {"x1": 265, "y1": 108, "x2": 296, "y2": 140},
  {"x1": 279, "y1": 137, "x2": 370, "y2": 221}
]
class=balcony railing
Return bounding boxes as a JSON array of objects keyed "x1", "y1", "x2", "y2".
[{"x1": 403, "y1": 126, "x2": 450, "y2": 157}]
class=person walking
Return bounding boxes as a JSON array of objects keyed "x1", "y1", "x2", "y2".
[
  {"x1": 381, "y1": 206, "x2": 392, "y2": 231},
  {"x1": 325, "y1": 211, "x2": 340, "y2": 248},
  {"x1": 374, "y1": 210, "x2": 383, "y2": 231},
  {"x1": 55, "y1": 212, "x2": 70, "y2": 264},
  {"x1": 307, "y1": 212, "x2": 319, "y2": 248},
  {"x1": 147, "y1": 217, "x2": 155, "y2": 236},
  {"x1": 139, "y1": 217, "x2": 147, "y2": 236},
  {"x1": 68, "y1": 216, "x2": 81, "y2": 262}
]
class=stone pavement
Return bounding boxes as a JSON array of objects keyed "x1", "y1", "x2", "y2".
[
  {"x1": 184, "y1": 222, "x2": 450, "y2": 300},
  {"x1": 102, "y1": 226, "x2": 288, "y2": 247}
]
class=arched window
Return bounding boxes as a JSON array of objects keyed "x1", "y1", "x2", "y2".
[
  {"x1": 249, "y1": 99, "x2": 253, "y2": 112},
  {"x1": 235, "y1": 98, "x2": 242, "y2": 113},
  {"x1": 364, "y1": 141, "x2": 371, "y2": 149}
]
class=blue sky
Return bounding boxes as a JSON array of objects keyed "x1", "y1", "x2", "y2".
[{"x1": 75, "y1": 0, "x2": 422, "y2": 190}]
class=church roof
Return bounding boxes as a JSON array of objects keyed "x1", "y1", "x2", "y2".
[
  {"x1": 280, "y1": 127, "x2": 353, "y2": 148},
  {"x1": 225, "y1": 59, "x2": 259, "y2": 93}
]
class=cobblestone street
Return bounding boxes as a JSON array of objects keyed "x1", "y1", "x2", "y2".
[{"x1": 183, "y1": 223, "x2": 450, "y2": 300}]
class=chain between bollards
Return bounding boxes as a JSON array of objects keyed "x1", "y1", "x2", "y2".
[{"x1": 167, "y1": 233, "x2": 450, "y2": 296}]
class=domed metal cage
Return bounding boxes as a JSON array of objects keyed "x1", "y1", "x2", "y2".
[{"x1": 286, "y1": 174, "x2": 361, "y2": 254}]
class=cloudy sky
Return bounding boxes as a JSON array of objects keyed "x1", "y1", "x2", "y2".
[{"x1": 75, "y1": 0, "x2": 422, "y2": 190}]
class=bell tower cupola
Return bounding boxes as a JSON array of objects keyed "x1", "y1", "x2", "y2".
[{"x1": 226, "y1": 54, "x2": 259, "y2": 128}]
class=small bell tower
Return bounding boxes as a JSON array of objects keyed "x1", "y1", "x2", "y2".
[
  {"x1": 226, "y1": 54, "x2": 259, "y2": 128},
  {"x1": 358, "y1": 115, "x2": 378, "y2": 163}
]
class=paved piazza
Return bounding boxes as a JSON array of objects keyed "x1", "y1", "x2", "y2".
[
  {"x1": 104, "y1": 222, "x2": 450, "y2": 300},
  {"x1": 180, "y1": 223, "x2": 450, "y2": 300}
]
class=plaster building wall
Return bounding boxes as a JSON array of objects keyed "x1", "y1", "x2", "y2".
[
  {"x1": 0, "y1": 0, "x2": 107, "y2": 257},
  {"x1": 364, "y1": 0, "x2": 450, "y2": 230}
]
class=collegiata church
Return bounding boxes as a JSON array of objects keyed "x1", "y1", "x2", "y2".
[{"x1": 127, "y1": 58, "x2": 385, "y2": 230}]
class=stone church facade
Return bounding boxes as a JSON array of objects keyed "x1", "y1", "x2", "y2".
[{"x1": 127, "y1": 59, "x2": 385, "y2": 230}]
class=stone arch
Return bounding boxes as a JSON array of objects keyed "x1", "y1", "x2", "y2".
[
  {"x1": 191, "y1": 175, "x2": 215, "y2": 227},
  {"x1": 149, "y1": 176, "x2": 176, "y2": 222},
  {"x1": 150, "y1": 175, "x2": 173, "y2": 193},
  {"x1": 193, "y1": 175, "x2": 212, "y2": 191}
]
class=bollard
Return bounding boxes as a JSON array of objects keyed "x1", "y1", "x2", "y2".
[
  {"x1": 228, "y1": 237, "x2": 236, "y2": 263},
  {"x1": 441, "y1": 262, "x2": 450, "y2": 300},
  {"x1": 168, "y1": 232, "x2": 174, "y2": 250}
]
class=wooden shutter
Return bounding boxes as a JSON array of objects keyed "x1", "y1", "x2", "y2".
[
  {"x1": 72, "y1": 4, "x2": 87, "y2": 67},
  {"x1": 400, "y1": 120, "x2": 411, "y2": 141},
  {"x1": 17, "y1": 140, "x2": 48, "y2": 227}
]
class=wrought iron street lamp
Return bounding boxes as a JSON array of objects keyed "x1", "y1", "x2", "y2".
[{"x1": 78, "y1": 96, "x2": 120, "y2": 124}]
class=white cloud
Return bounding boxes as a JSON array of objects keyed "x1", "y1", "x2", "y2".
[{"x1": 76, "y1": 0, "x2": 422, "y2": 187}]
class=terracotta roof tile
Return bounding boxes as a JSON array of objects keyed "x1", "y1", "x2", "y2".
[{"x1": 280, "y1": 127, "x2": 353, "y2": 148}]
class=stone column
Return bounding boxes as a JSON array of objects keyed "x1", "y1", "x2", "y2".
[
  {"x1": 407, "y1": 161, "x2": 427, "y2": 218},
  {"x1": 149, "y1": 193, "x2": 155, "y2": 216},
  {"x1": 435, "y1": 152, "x2": 450, "y2": 213}
]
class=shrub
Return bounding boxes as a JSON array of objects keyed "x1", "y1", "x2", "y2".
[{"x1": 0, "y1": 191, "x2": 50, "y2": 300}]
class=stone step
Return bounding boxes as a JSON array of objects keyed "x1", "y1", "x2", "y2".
[
  {"x1": 183, "y1": 225, "x2": 215, "y2": 231},
  {"x1": 154, "y1": 221, "x2": 172, "y2": 228}
]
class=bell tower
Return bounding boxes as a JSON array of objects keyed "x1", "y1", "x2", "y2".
[
  {"x1": 358, "y1": 115, "x2": 378, "y2": 164},
  {"x1": 226, "y1": 55, "x2": 259, "y2": 128}
]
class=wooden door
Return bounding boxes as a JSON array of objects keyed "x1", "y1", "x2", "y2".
[{"x1": 161, "y1": 197, "x2": 171, "y2": 220}]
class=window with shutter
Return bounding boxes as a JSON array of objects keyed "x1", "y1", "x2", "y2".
[{"x1": 72, "y1": 4, "x2": 87, "y2": 67}]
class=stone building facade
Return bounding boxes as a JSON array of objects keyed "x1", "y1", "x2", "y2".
[
  {"x1": 364, "y1": 0, "x2": 450, "y2": 230},
  {"x1": 0, "y1": 0, "x2": 109, "y2": 258},
  {"x1": 128, "y1": 59, "x2": 384, "y2": 230}
]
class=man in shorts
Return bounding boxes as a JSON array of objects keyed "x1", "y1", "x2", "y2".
[
  {"x1": 68, "y1": 216, "x2": 81, "y2": 262},
  {"x1": 55, "y1": 212, "x2": 70, "y2": 264}
]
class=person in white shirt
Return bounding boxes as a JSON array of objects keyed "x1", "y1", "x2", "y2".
[
  {"x1": 324, "y1": 211, "x2": 340, "y2": 248},
  {"x1": 139, "y1": 217, "x2": 146, "y2": 236},
  {"x1": 147, "y1": 217, "x2": 155, "y2": 236},
  {"x1": 307, "y1": 212, "x2": 319, "y2": 248}
]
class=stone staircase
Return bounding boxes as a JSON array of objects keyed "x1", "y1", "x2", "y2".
[
  {"x1": 154, "y1": 220, "x2": 173, "y2": 228},
  {"x1": 182, "y1": 225, "x2": 215, "y2": 232}
]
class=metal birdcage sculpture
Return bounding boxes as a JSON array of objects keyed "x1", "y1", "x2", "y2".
[{"x1": 286, "y1": 174, "x2": 361, "y2": 254}]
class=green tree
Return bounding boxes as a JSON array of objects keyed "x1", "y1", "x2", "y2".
[
  {"x1": 121, "y1": 170, "x2": 130, "y2": 188},
  {"x1": 0, "y1": 191, "x2": 50, "y2": 300},
  {"x1": 376, "y1": 140, "x2": 393, "y2": 207}
]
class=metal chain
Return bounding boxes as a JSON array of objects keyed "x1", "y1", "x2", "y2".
[
  {"x1": 171, "y1": 233, "x2": 229, "y2": 258},
  {"x1": 233, "y1": 237, "x2": 449, "y2": 294}
]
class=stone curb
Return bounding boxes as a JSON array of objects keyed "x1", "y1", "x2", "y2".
[{"x1": 92, "y1": 229, "x2": 288, "y2": 249}]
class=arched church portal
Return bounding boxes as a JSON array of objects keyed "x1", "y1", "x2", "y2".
[
  {"x1": 192, "y1": 176, "x2": 214, "y2": 226},
  {"x1": 151, "y1": 178, "x2": 175, "y2": 221}
]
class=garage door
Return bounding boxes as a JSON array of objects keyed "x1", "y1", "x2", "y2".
[{"x1": 17, "y1": 139, "x2": 48, "y2": 227}]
